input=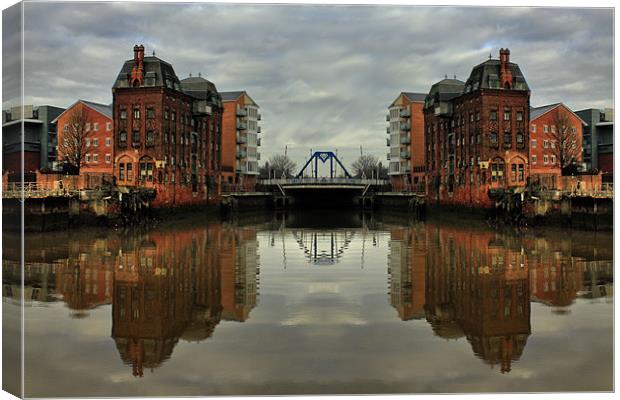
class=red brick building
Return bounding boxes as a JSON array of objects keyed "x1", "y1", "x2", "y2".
[
  {"x1": 529, "y1": 103, "x2": 585, "y2": 183},
  {"x1": 386, "y1": 92, "x2": 426, "y2": 192},
  {"x1": 424, "y1": 49, "x2": 530, "y2": 208},
  {"x1": 220, "y1": 92, "x2": 261, "y2": 192},
  {"x1": 112, "y1": 45, "x2": 223, "y2": 207},
  {"x1": 54, "y1": 100, "x2": 114, "y2": 180}
]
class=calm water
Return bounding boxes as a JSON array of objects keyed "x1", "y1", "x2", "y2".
[{"x1": 2, "y1": 211, "x2": 613, "y2": 396}]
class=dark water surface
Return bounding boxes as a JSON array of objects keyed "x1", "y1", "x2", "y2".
[{"x1": 3, "y1": 211, "x2": 613, "y2": 396}]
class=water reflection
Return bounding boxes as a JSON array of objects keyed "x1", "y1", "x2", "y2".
[
  {"x1": 2, "y1": 212, "x2": 613, "y2": 393},
  {"x1": 385, "y1": 219, "x2": 612, "y2": 374}
]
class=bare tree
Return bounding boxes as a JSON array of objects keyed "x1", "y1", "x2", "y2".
[
  {"x1": 263, "y1": 154, "x2": 297, "y2": 178},
  {"x1": 58, "y1": 108, "x2": 91, "y2": 175},
  {"x1": 351, "y1": 154, "x2": 381, "y2": 178},
  {"x1": 550, "y1": 110, "x2": 581, "y2": 174}
]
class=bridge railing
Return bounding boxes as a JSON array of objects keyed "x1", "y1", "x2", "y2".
[
  {"x1": 3, "y1": 182, "x2": 79, "y2": 199},
  {"x1": 260, "y1": 177, "x2": 389, "y2": 186}
]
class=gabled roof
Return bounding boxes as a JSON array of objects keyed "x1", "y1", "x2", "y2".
[
  {"x1": 427, "y1": 78, "x2": 466, "y2": 98},
  {"x1": 220, "y1": 91, "x2": 258, "y2": 106},
  {"x1": 389, "y1": 92, "x2": 427, "y2": 107},
  {"x1": 180, "y1": 76, "x2": 222, "y2": 107},
  {"x1": 530, "y1": 103, "x2": 588, "y2": 126},
  {"x1": 51, "y1": 99, "x2": 113, "y2": 123}
]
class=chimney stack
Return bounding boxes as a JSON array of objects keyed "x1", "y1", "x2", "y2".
[
  {"x1": 129, "y1": 44, "x2": 145, "y2": 87},
  {"x1": 499, "y1": 48, "x2": 513, "y2": 89}
]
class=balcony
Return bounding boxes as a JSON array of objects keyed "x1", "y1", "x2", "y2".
[
  {"x1": 257, "y1": 114, "x2": 262, "y2": 121},
  {"x1": 386, "y1": 138, "x2": 390, "y2": 146},
  {"x1": 236, "y1": 134, "x2": 247, "y2": 144},
  {"x1": 386, "y1": 126, "x2": 390, "y2": 134},
  {"x1": 236, "y1": 107, "x2": 247, "y2": 117},
  {"x1": 400, "y1": 150, "x2": 411, "y2": 159},
  {"x1": 236, "y1": 164, "x2": 247, "y2": 173},
  {"x1": 399, "y1": 108, "x2": 411, "y2": 118},
  {"x1": 257, "y1": 153, "x2": 261, "y2": 160},
  {"x1": 237, "y1": 121, "x2": 247, "y2": 130},
  {"x1": 400, "y1": 136, "x2": 411, "y2": 145},
  {"x1": 236, "y1": 150, "x2": 247, "y2": 159},
  {"x1": 257, "y1": 126, "x2": 261, "y2": 133},
  {"x1": 387, "y1": 153, "x2": 391, "y2": 160},
  {"x1": 400, "y1": 122, "x2": 411, "y2": 131},
  {"x1": 403, "y1": 165, "x2": 411, "y2": 173},
  {"x1": 386, "y1": 115, "x2": 390, "y2": 122},
  {"x1": 257, "y1": 138, "x2": 261, "y2": 146}
]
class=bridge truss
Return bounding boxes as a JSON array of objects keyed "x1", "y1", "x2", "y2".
[{"x1": 295, "y1": 151, "x2": 352, "y2": 179}]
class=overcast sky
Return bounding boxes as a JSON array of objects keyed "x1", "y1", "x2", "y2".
[{"x1": 3, "y1": 3, "x2": 614, "y2": 165}]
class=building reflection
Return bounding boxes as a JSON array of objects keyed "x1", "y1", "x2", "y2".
[
  {"x1": 111, "y1": 224, "x2": 259, "y2": 376},
  {"x1": 386, "y1": 222, "x2": 612, "y2": 374}
]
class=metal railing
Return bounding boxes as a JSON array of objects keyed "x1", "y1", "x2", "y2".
[
  {"x1": 3, "y1": 182, "x2": 79, "y2": 199},
  {"x1": 260, "y1": 177, "x2": 388, "y2": 186}
]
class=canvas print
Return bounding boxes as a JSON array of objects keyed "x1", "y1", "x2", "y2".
[{"x1": 1, "y1": 1, "x2": 614, "y2": 397}]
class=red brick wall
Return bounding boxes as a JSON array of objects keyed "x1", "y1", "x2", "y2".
[
  {"x1": 599, "y1": 153, "x2": 613, "y2": 174},
  {"x1": 221, "y1": 100, "x2": 238, "y2": 185},
  {"x1": 57, "y1": 102, "x2": 114, "y2": 175},
  {"x1": 410, "y1": 101, "x2": 426, "y2": 188},
  {"x1": 529, "y1": 104, "x2": 583, "y2": 175}
]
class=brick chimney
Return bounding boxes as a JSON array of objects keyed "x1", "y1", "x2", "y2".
[
  {"x1": 130, "y1": 44, "x2": 145, "y2": 87},
  {"x1": 499, "y1": 48, "x2": 513, "y2": 90}
]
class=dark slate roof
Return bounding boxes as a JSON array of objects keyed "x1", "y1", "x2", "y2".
[
  {"x1": 180, "y1": 76, "x2": 222, "y2": 105},
  {"x1": 219, "y1": 91, "x2": 245, "y2": 101},
  {"x1": 402, "y1": 92, "x2": 427, "y2": 102},
  {"x1": 531, "y1": 103, "x2": 589, "y2": 125},
  {"x1": 427, "y1": 78, "x2": 465, "y2": 98},
  {"x1": 113, "y1": 56, "x2": 182, "y2": 91},
  {"x1": 530, "y1": 103, "x2": 560, "y2": 120},
  {"x1": 463, "y1": 59, "x2": 529, "y2": 93},
  {"x1": 81, "y1": 100, "x2": 112, "y2": 119}
]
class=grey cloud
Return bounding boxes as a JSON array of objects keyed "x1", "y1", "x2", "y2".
[{"x1": 15, "y1": 3, "x2": 613, "y2": 167}]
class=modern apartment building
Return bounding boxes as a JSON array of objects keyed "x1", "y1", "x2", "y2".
[
  {"x1": 424, "y1": 49, "x2": 530, "y2": 208},
  {"x1": 575, "y1": 108, "x2": 613, "y2": 175},
  {"x1": 2, "y1": 104, "x2": 64, "y2": 178},
  {"x1": 221, "y1": 91, "x2": 261, "y2": 191},
  {"x1": 386, "y1": 92, "x2": 426, "y2": 191}
]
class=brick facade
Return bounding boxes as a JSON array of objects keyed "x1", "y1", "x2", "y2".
[
  {"x1": 529, "y1": 103, "x2": 584, "y2": 177},
  {"x1": 112, "y1": 45, "x2": 223, "y2": 207},
  {"x1": 424, "y1": 49, "x2": 530, "y2": 208}
]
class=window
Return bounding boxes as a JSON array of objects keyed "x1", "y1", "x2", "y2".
[
  {"x1": 133, "y1": 108, "x2": 140, "y2": 119},
  {"x1": 531, "y1": 124, "x2": 536, "y2": 132},
  {"x1": 105, "y1": 154, "x2": 111, "y2": 163},
  {"x1": 93, "y1": 154, "x2": 98, "y2": 163},
  {"x1": 93, "y1": 123, "x2": 98, "y2": 132},
  {"x1": 551, "y1": 155, "x2": 556, "y2": 165},
  {"x1": 106, "y1": 122, "x2": 112, "y2": 131},
  {"x1": 516, "y1": 111, "x2": 523, "y2": 121},
  {"x1": 119, "y1": 131, "x2": 127, "y2": 143},
  {"x1": 543, "y1": 140, "x2": 548, "y2": 148},
  {"x1": 491, "y1": 160, "x2": 504, "y2": 182},
  {"x1": 119, "y1": 163, "x2": 125, "y2": 180},
  {"x1": 86, "y1": 138, "x2": 91, "y2": 147},
  {"x1": 543, "y1": 125, "x2": 548, "y2": 133},
  {"x1": 147, "y1": 108, "x2": 155, "y2": 119},
  {"x1": 106, "y1": 138, "x2": 111, "y2": 147},
  {"x1": 571, "y1": 126, "x2": 576, "y2": 134},
  {"x1": 544, "y1": 155, "x2": 549, "y2": 164},
  {"x1": 64, "y1": 124, "x2": 68, "y2": 132},
  {"x1": 127, "y1": 163, "x2": 133, "y2": 181},
  {"x1": 504, "y1": 132, "x2": 512, "y2": 148},
  {"x1": 476, "y1": 111, "x2": 480, "y2": 121},
  {"x1": 516, "y1": 132, "x2": 524, "y2": 146},
  {"x1": 171, "y1": 111, "x2": 176, "y2": 121},
  {"x1": 85, "y1": 154, "x2": 91, "y2": 163},
  {"x1": 489, "y1": 132, "x2": 498, "y2": 147},
  {"x1": 86, "y1": 123, "x2": 90, "y2": 132},
  {"x1": 531, "y1": 139, "x2": 537, "y2": 148},
  {"x1": 120, "y1": 110, "x2": 127, "y2": 120},
  {"x1": 504, "y1": 108, "x2": 511, "y2": 121},
  {"x1": 165, "y1": 109, "x2": 169, "y2": 120},
  {"x1": 511, "y1": 164, "x2": 517, "y2": 182},
  {"x1": 146, "y1": 131, "x2": 154, "y2": 143},
  {"x1": 490, "y1": 110, "x2": 498, "y2": 121},
  {"x1": 532, "y1": 155, "x2": 537, "y2": 164},
  {"x1": 132, "y1": 131, "x2": 140, "y2": 143},
  {"x1": 93, "y1": 138, "x2": 98, "y2": 147},
  {"x1": 551, "y1": 125, "x2": 556, "y2": 133}
]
